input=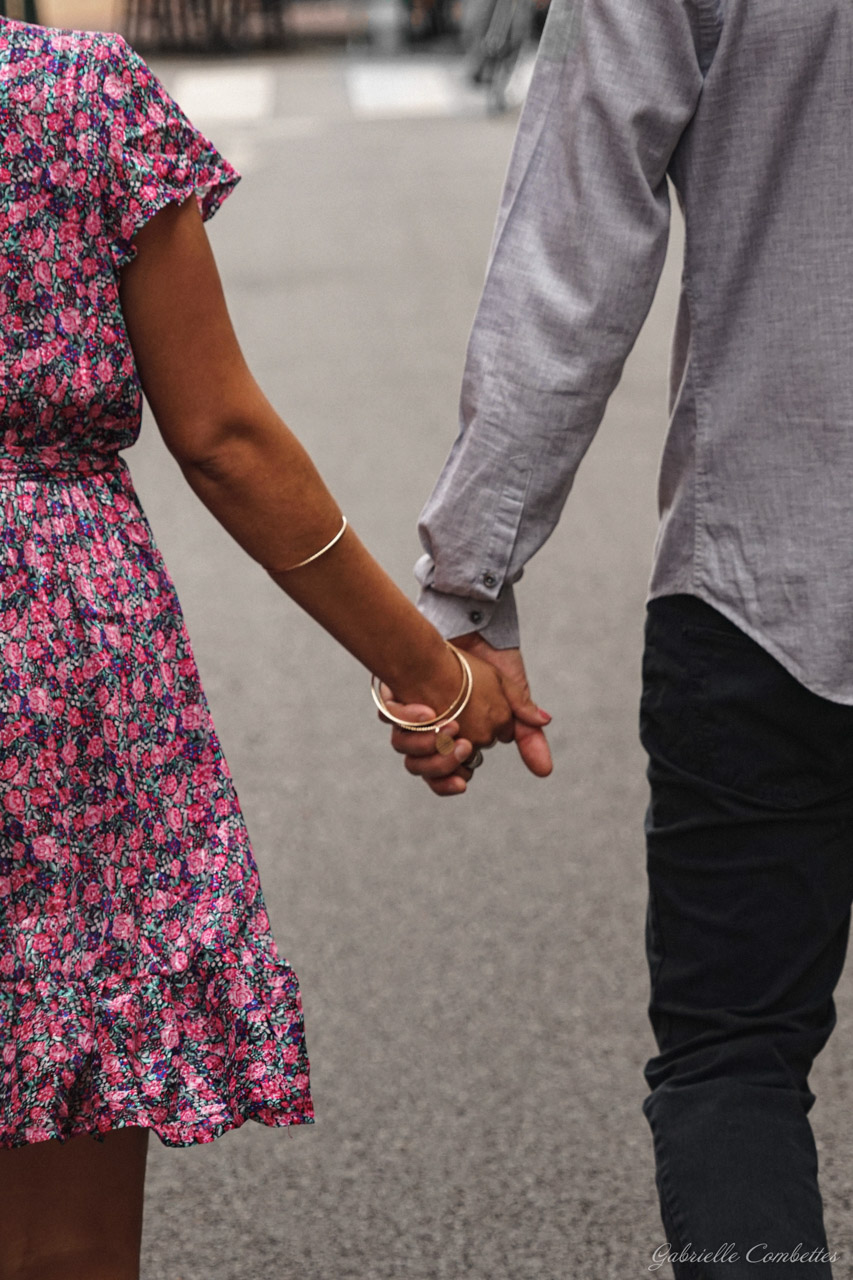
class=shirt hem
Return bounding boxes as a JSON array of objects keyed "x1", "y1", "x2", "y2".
[{"x1": 647, "y1": 586, "x2": 853, "y2": 707}]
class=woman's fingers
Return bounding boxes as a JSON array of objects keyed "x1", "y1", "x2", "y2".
[
  {"x1": 388, "y1": 718, "x2": 461, "y2": 758},
  {"x1": 404, "y1": 740, "x2": 473, "y2": 778},
  {"x1": 379, "y1": 697, "x2": 478, "y2": 790},
  {"x1": 380, "y1": 693, "x2": 496, "y2": 794},
  {"x1": 380, "y1": 696, "x2": 465, "y2": 759},
  {"x1": 426, "y1": 773, "x2": 469, "y2": 796}
]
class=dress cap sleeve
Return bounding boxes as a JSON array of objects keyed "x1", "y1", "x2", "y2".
[{"x1": 98, "y1": 37, "x2": 240, "y2": 269}]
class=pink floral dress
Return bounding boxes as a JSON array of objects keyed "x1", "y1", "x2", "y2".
[{"x1": 0, "y1": 17, "x2": 313, "y2": 1146}]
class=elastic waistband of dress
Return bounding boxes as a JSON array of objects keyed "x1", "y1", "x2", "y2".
[{"x1": 0, "y1": 452, "x2": 127, "y2": 481}]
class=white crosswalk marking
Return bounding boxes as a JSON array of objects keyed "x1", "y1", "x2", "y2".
[
  {"x1": 346, "y1": 62, "x2": 478, "y2": 118},
  {"x1": 155, "y1": 54, "x2": 536, "y2": 164},
  {"x1": 345, "y1": 53, "x2": 536, "y2": 119},
  {"x1": 171, "y1": 67, "x2": 277, "y2": 122}
]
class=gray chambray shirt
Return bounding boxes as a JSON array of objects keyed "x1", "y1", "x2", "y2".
[{"x1": 416, "y1": 0, "x2": 853, "y2": 703}]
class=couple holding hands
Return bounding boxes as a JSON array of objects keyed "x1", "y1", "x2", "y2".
[{"x1": 4, "y1": 2, "x2": 850, "y2": 1278}]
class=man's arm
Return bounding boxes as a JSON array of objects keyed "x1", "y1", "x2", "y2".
[
  {"x1": 391, "y1": 0, "x2": 719, "y2": 789},
  {"x1": 416, "y1": 0, "x2": 714, "y2": 651}
]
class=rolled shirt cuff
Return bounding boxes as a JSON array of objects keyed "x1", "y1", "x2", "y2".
[{"x1": 416, "y1": 582, "x2": 520, "y2": 649}]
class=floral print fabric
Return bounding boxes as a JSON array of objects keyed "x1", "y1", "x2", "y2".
[{"x1": 0, "y1": 17, "x2": 313, "y2": 1146}]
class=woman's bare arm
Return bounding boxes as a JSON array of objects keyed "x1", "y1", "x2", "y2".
[{"x1": 118, "y1": 196, "x2": 513, "y2": 777}]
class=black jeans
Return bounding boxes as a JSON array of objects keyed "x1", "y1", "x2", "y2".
[{"x1": 640, "y1": 595, "x2": 853, "y2": 1279}]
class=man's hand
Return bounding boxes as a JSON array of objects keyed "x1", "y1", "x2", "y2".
[{"x1": 450, "y1": 632, "x2": 552, "y2": 777}]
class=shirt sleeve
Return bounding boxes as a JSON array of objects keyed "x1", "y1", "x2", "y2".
[
  {"x1": 415, "y1": 0, "x2": 717, "y2": 645},
  {"x1": 95, "y1": 37, "x2": 240, "y2": 269}
]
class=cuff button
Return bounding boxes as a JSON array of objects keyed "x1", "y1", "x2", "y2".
[
  {"x1": 483, "y1": 573, "x2": 496, "y2": 588},
  {"x1": 470, "y1": 610, "x2": 484, "y2": 624}
]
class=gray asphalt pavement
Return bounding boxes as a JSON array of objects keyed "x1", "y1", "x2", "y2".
[{"x1": 130, "y1": 51, "x2": 853, "y2": 1280}]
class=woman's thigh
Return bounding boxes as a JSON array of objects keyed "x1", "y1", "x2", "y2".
[{"x1": 0, "y1": 1127, "x2": 149, "y2": 1280}]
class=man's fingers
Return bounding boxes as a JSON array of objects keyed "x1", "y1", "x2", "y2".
[
  {"x1": 500, "y1": 678, "x2": 551, "y2": 729},
  {"x1": 444, "y1": 638, "x2": 553, "y2": 779},
  {"x1": 496, "y1": 676, "x2": 552, "y2": 765},
  {"x1": 515, "y1": 721, "x2": 553, "y2": 777}
]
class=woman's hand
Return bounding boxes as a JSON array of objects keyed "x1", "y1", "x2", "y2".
[
  {"x1": 380, "y1": 651, "x2": 513, "y2": 795},
  {"x1": 381, "y1": 650, "x2": 540, "y2": 796}
]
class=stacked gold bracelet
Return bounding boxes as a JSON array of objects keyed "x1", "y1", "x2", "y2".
[{"x1": 370, "y1": 642, "x2": 473, "y2": 756}]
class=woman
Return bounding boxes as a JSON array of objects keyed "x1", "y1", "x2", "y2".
[{"x1": 0, "y1": 16, "x2": 549, "y2": 1280}]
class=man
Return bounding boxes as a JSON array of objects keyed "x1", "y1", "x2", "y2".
[{"x1": 388, "y1": 0, "x2": 853, "y2": 1275}]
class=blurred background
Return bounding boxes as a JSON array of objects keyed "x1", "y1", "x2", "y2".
[
  {"x1": 5, "y1": 0, "x2": 546, "y2": 87},
  {"x1": 6, "y1": 3, "x2": 853, "y2": 1279}
]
